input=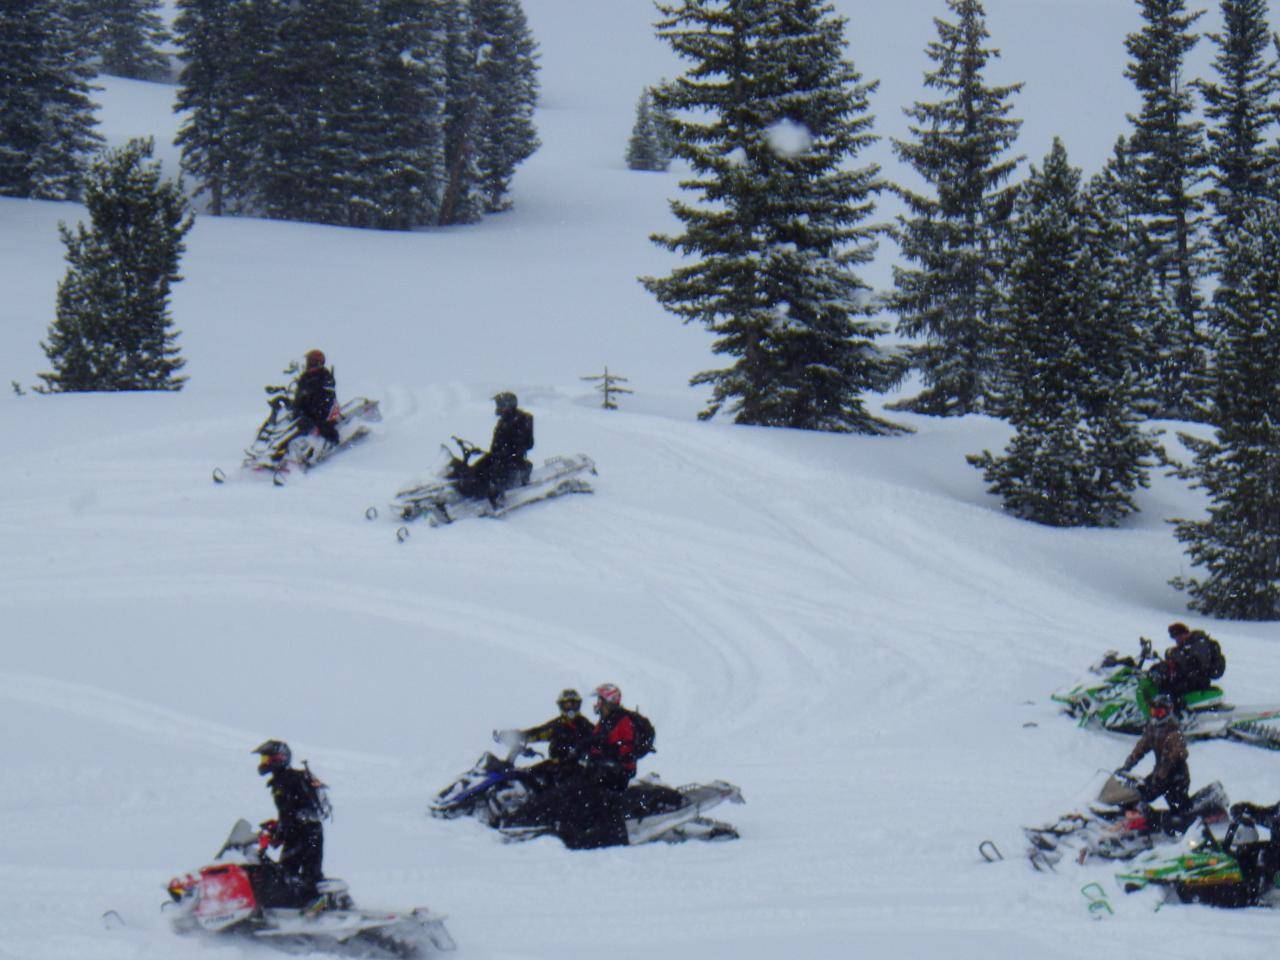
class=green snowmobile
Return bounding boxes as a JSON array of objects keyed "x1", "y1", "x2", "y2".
[
  {"x1": 1051, "y1": 639, "x2": 1280, "y2": 748},
  {"x1": 1117, "y1": 809, "x2": 1280, "y2": 908}
]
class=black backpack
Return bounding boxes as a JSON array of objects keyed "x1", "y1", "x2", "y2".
[
  {"x1": 301, "y1": 761, "x2": 333, "y2": 821},
  {"x1": 1203, "y1": 636, "x2": 1226, "y2": 680},
  {"x1": 626, "y1": 709, "x2": 656, "y2": 758}
]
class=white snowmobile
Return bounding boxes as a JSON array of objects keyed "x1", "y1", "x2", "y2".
[
  {"x1": 1023, "y1": 771, "x2": 1229, "y2": 870},
  {"x1": 166, "y1": 819, "x2": 455, "y2": 958},
  {"x1": 379, "y1": 436, "x2": 595, "y2": 529},
  {"x1": 214, "y1": 362, "x2": 381, "y2": 485}
]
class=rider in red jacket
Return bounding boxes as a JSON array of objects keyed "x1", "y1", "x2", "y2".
[{"x1": 586, "y1": 683, "x2": 637, "y2": 790}]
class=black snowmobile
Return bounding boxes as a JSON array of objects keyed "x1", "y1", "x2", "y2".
[{"x1": 431, "y1": 730, "x2": 743, "y2": 848}]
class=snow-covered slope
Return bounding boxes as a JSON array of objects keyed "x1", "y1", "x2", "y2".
[{"x1": 3, "y1": 3, "x2": 1279, "y2": 959}]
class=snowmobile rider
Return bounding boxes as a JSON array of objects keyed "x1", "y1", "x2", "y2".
[
  {"x1": 500, "y1": 683, "x2": 641, "y2": 848},
  {"x1": 584, "y1": 683, "x2": 639, "y2": 791},
  {"x1": 291, "y1": 349, "x2": 340, "y2": 447},
  {"x1": 252, "y1": 739, "x2": 326, "y2": 908},
  {"x1": 1151, "y1": 622, "x2": 1224, "y2": 699},
  {"x1": 519, "y1": 689, "x2": 594, "y2": 778},
  {"x1": 1117, "y1": 695, "x2": 1191, "y2": 819},
  {"x1": 460, "y1": 391, "x2": 534, "y2": 506}
]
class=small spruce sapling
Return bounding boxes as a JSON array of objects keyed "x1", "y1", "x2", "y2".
[{"x1": 581, "y1": 367, "x2": 633, "y2": 410}]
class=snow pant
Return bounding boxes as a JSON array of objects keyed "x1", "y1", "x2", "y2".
[
  {"x1": 296, "y1": 414, "x2": 340, "y2": 446},
  {"x1": 1139, "y1": 762, "x2": 1191, "y2": 816},
  {"x1": 454, "y1": 456, "x2": 532, "y2": 503},
  {"x1": 256, "y1": 823, "x2": 324, "y2": 907}
]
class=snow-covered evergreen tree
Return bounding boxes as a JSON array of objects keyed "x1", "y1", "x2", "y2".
[
  {"x1": 240, "y1": 0, "x2": 381, "y2": 226},
  {"x1": 1197, "y1": 0, "x2": 1280, "y2": 249},
  {"x1": 438, "y1": 0, "x2": 485, "y2": 225},
  {"x1": 1171, "y1": 201, "x2": 1280, "y2": 619},
  {"x1": 1124, "y1": 0, "x2": 1212, "y2": 418},
  {"x1": 644, "y1": 0, "x2": 906, "y2": 433},
  {"x1": 970, "y1": 139, "x2": 1155, "y2": 526},
  {"x1": 38, "y1": 138, "x2": 192, "y2": 393},
  {"x1": 0, "y1": 0, "x2": 101, "y2": 200},
  {"x1": 889, "y1": 0, "x2": 1023, "y2": 417},
  {"x1": 76, "y1": 0, "x2": 170, "y2": 81},
  {"x1": 173, "y1": 0, "x2": 240, "y2": 216},
  {"x1": 626, "y1": 87, "x2": 672, "y2": 172},
  {"x1": 369, "y1": 0, "x2": 449, "y2": 228},
  {"x1": 472, "y1": 0, "x2": 539, "y2": 213}
]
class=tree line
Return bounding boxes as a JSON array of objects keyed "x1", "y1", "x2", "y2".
[
  {"x1": 641, "y1": 0, "x2": 1280, "y2": 620},
  {"x1": 0, "y1": 0, "x2": 540, "y2": 228}
]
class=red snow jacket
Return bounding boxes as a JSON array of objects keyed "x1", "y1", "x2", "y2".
[{"x1": 587, "y1": 709, "x2": 637, "y2": 787}]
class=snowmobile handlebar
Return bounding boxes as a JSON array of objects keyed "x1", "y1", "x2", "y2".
[{"x1": 449, "y1": 436, "x2": 484, "y2": 463}]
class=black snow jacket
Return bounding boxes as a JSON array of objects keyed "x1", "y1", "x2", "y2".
[
  {"x1": 489, "y1": 409, "x2": 533, "y2": 464},
  {"x1": 268, "y1": 767, "x2": 325, "y2": 842},
  {"x1": 522, "y1": 714, "x2": 593, "y2": 762},
  {"x1": 293, "y1": 367, "x2": 337, "y2": 424}
]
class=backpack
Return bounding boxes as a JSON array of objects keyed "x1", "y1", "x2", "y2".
[
  {"x1": 301, "y1": 761, "x2": 333, "y2": 822},
  {"x1": 1203, "y1": 636, "x2": 1226, "y2": 680},
  {"x1": 626, "y1": 709, "x2": 656, "y2": 759}
]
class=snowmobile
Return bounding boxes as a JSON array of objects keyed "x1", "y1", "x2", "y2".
[
  {"x1": 166, "y1": 819, "x2": 455, "y2": 958},
  {"x1": 431, "y1": 731, "x2": 744, "y2": 846},
  {"x1": 430, "y1": 729, "x2": 553, "y2": 824},
  {"x1": 214, "y1": 362, "x2": 382, "y2": 485},
  {"x1": 1024, "y1": 771, "x2": 1229, "y2": 870},
  {"x1": 1116, "y1": 809, "x2": 1280, "y2": 907},
  {"x1": 1051, "y1": 638, "x2": 1280, "y2": 748},
  {"x1": 381, "y1": 436, "x2": 595, "y2": 527}
]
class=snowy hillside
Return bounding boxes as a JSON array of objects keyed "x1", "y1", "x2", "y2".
[{"x1": 3, "y1": 2, "x2": 1280, "y2": 959}]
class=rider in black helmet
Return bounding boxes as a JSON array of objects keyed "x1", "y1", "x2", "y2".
[
  {"x1": 519, "y1": 689, "x2": 594, "y2": 780},
  {"x1": 460, "y1": 391, "x2": 534, "y2": 506},
  {"x1": 252, "y1": 739, "x2": 327, "y2": 907}
]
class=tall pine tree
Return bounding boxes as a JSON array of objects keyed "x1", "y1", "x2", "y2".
[
  {"x1": 438, "y1": 0, "x2": 485, "y2": 225},
  {"x1": 472, "y1": 0, "x2": 540, "y2": 213},
  {"x1": 0, "y1": 0, "x2": 101, "y2": 200},
  {"x1": 889, "y1": 0, "x2": 1023, "y2": 417},
  {"x1": 644, "y1": 0, "x2": 905, "y2": 433},
  {"x1": 39, "y1": 138, "x2": 192, "y2": 393},
  {"x1": 369, "y1": 0, "x2": 449, "y2": 228},
  {"x1": 1124, "y1": 0, "x2": 1212, "y2": 417},
  {"x1": 969, "y1": 139, "x2": 1155, "y2": 526},
  {"x1": 74, "y1": 0, "x2": 170, "y2": 81},
  {"x1": 626, "y1": 87, "x2": 673, "y2": 171},
  {"x1": 1197, "y1": 0, "x2": 1280, "y2": 249},
  {"x1": 173, "y1": 0, "x2": 240, "y2": 216},
  {"x1": 1171, "y1": 201, "x2": 1280, "y2": 619}
]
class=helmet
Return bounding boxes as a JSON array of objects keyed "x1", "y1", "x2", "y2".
[
  {"x1": 1168, "y1": 622, "x2": 1190, "y2": 641},
  {"x1": 556, "y1": 688, "x2": 582, "y2": 712},
  {"x1": 1148, "y1": 695, "x2": 1177, "y2": 723},
  {"x1": 305, "y1": 349, "x2": 326, "y2": 369},
  {"x1": 252, "y1": 739, "x2": 291, "y2": 775},
  {"x1": 493, "y1": 391, "x2": 517, "y2": 413},
  {"x1": 593, "y1": 683, "x2": 621, "y2": 714}
]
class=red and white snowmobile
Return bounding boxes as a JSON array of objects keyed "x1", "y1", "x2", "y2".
[
  {"x1": 166, "y1": 819, "x2": 455, "y2": 958},
  {"x1": 213, "y1": 362, "x2": 381, "y2": 485}
]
